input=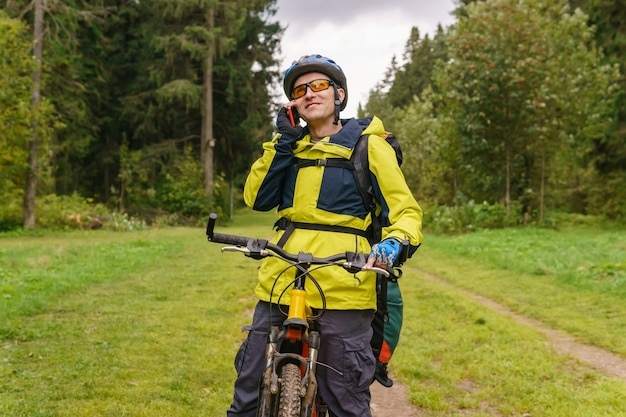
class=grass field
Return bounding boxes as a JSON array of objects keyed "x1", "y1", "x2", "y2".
[{"x1": 1, "y1": 210, "x2": 625, "y2": 416}]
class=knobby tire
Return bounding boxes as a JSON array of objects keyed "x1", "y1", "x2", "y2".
[{"x1": 278, "y1": 363, "x2": 302, "y2": 417}]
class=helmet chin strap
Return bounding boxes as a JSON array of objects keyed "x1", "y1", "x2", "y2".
[{"x1": 333, "y1": 86, "x2": 341, "y2": 125}]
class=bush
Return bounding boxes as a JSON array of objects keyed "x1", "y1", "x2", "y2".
[
  {"x1": 0, "y1": 189, "x2": 23, "y2": 232},
  {"x1": 424, "y1": 200, "x2": 522, "y2": 234},
  {"x1": 540, "y1": 211, "x2": 610, "y2": 229},
  {"x1": 422, "y1": 199, "x2": 619, "y2": 235},
  {"x1": 36, "y1": 194, "x2": 145, "y2": 231},
  {"x1": 36, "y1": 194, "x2": 107, "y2": 229},
  {"x1": 102, "y1": 211, "x2": 147, "y2": 231},
  {"x1": 158, "y1": 147, "x2": 209, "y2": 217}
]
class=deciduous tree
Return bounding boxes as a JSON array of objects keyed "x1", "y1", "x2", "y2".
[{"x1": 436, "y1": 0, "x2": 619, "y2": 221}]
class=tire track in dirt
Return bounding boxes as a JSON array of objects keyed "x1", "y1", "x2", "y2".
[
  {"x1": 370, "y1": 270, "x2": 626, "y2": 417},
  {"x1": 420, "y1": 270, "x2": 626, "y2": 382}
]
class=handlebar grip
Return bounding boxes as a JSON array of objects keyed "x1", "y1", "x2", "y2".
[
  {"x1": 208, "y1": 232, "x2": 250, "y2": 247},
  {"x1": 395, "y1": 238, "x2": 410, "y2": 267},
  {"x1": 206, "y1": 213, "x2": 258, "y2": 248},
  {"x1": 206, "y1": 213, "x2": 218, "y2": 240}
]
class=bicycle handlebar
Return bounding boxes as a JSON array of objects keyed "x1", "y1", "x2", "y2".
[{"x1": 206, "y1": 213, "x2": 390, "y2": 277}]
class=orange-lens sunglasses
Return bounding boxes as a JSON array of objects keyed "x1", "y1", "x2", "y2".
[{"x1": 291, "y1": 79, "x2": 333, "y2": 99}]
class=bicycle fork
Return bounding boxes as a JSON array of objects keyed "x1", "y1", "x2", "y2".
[{"x1": 257, "y1": 261, "x2": 328, "y2": 417}]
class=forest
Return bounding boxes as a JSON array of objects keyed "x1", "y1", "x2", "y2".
[{"x1": 1, "y1": 0, "x2": 624, "y2": 232}]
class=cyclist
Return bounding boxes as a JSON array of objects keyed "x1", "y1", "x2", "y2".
[{"x1": 227, "y1": 54, "x2": 423, "y2": 417}]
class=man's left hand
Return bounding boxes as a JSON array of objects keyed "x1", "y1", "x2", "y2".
[{"x1": 366, "y1": 238, "x2": 400, "y2": 270}]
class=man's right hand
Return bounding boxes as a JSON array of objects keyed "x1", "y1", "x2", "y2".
[{"x1": 276, "y1": 106, "x2": 304, "y2": 140}]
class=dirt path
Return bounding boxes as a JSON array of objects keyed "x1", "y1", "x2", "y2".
[
  {"x1": 369, "y1": 270, "x2": 626, "y2": 416},
  {"x1": 371, "y1": 377, "x2": 422, "y2": 417}
]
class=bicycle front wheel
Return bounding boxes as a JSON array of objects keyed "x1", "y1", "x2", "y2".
[{"x1": 278, "y1": 363, "x2": 302, "y2": 417}]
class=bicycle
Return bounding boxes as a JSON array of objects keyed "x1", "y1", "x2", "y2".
[{"x1": 206, "y1": 213, "x2": 393, "y2": 417}]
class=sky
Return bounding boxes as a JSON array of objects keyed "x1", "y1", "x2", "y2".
[{"x1": 272, "y1": 0, "x2": 458, "y2": 118}]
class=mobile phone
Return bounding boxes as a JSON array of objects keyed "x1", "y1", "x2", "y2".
[{"x1": 286, "y1": 106, "x2": 300, "y2": 127}]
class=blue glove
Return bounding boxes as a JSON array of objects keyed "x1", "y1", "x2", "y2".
[
  {"x1": 369, "y1": 238, "x2": 400, "y2": 268},
  {"x1": 276, "y1": 107, "x2": 304, "y2": 142}
]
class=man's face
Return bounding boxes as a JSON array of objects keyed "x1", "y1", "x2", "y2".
[{"x1": 291, "y1": 72, "x2": 344, "y2": 125}]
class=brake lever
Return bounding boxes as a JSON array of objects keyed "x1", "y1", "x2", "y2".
[
  {"x1": 365, "y1": 266, "x2": 390, "y2": 277},
  {"x1": 342, "y1": 252, "x2": 391, "y2": 277},
  {"x1": 340, "y1": 261, "x2": 389, "y2": 277},
  {"x1": 221, "y1": 246, "x2": 270, "y2": 260}
]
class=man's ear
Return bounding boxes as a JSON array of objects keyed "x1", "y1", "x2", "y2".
[{"x1": 338, "y1": 87, "x2": 346, "y2": 104}]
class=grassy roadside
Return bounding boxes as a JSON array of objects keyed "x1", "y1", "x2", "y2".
[
  {"x1": 415, "y1": 227, "x2": 626, "y2": 356},
  {"x1": 391, "y1": 225, "x2": 626, "y2": 415},
  {"x1": 1, "y1": 212, "x2": 625, "y2": 416},
  {"x1": 394, "y1": 267, "x2": 626, "y2": 416},
  {"x1": 1, "y1": 216, "x2": 272, "y2": 416},
  {"x1": 0, "y1": 228, "x2": 196, "y2": 338}
]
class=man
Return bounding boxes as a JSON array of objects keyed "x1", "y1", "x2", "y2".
[{"x1": 227, "y1": 54, "x2": 423, "y2": 416}]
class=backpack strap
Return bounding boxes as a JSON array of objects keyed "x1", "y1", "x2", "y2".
[
  {"x1": 370, "y1": 273, "x2": 389, "y2": 361},
  {"x1": 273, "y1": 217, "x2": 372, "y2": 248},
  {"x1": 351, "y1": 135, "x2": 381, "y2": 244},
  {"x1": 294, "y1": 158, "x2": 353, "y2": 171},
  {"x1": 292, "y1": 135, "x2": 381, "y2": 245}
]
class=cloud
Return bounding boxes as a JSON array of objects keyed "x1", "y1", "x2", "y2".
[
  {"x1": 273, "y1": 0, "x2": 457, "y2": 117},
  {"x1": 277, "y1": 0, "x2": 456, "y2": 28}
]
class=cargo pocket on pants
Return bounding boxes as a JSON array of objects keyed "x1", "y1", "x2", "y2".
[
  {"x1": 233, "y1": 325, "x2": 256, "y2": 374},
  {"x1": 342, "y1": 335, "x2": 375, "y2": 393}
]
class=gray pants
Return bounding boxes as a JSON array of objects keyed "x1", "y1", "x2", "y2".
[{"x1": 227, "y1": 301, "x2": 375, "y2": 417}]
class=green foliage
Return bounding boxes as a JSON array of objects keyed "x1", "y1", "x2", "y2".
[
  {"x1": 109, "y1": 142, "x2": 233, "y2": 223},
  {"x1": 423, "y1": 198, "x2": 621, "y2": 235},
  {"x1": 159, "y1": 146, "x2": 210, "y2": 217},
  {"x1": 114, "y1": 138, "x2": 151, "y2": 213},
  {"x1": 0, "y1": 189, "x2": 23, "y2": 233},
  {"x1": 567, "y1": 0, "x2": 626, "y2": 219},
  {"x1": 1, "y1": 1, "x2": 279, "y2": 228},
  {"x1": 0, "y1": 12, "x2": 32, "y2": 202},
  {"x1": 388, "y1": 26, "x2": 448, "y2": 108},
  {"x1": 119, "y1": 0, "x2": 278, "y2": 181},
  {"x1": 18, "y1": 1, "x2": 109, "y2": 196},
  {"x1": 0, "y1": 192, "x2": 144, "y2": 233},
  {"x1": 364, "y1": 0, "x2": 626, "y2": 223},
  {"x1": 585, "y1": 170, "x2": 626, "y2": 221},
  {"x1": 570, "y1": 0, "x2": 626, "y2": 169},
  {"x1": 393, "y1": 90, "x2": 454, "y2": 204},
  {"x1": 35, "y1": 193, "x2": 146, "y2": 231},
  {"x1": 108, "y1": 0, "x2": 278, "y2": 222},
  {"x1": 5, "y1": 0, "x2": 626, "y2": 229},
  {"x1": 541, "y1": 210, "x2": 611, "y2": 228},
  {"x1": 424, "y1": 199, "x2": 522, "y2": 234},
  {"x1": 435, "y1": 0, "x2": 620, "y2": 221}
]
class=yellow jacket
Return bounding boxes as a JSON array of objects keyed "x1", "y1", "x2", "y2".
[{"x1": 244, "y1": 116, "x2": 423, "y2": 310}]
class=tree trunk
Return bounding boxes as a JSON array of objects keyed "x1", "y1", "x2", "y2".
[
  {"x1": 23, "y1": 0, "x2": 45, "y2": 229},
  {"x1": 202, "y1": 5, "x2": 215, "y2": 200},
  {"x1": 539, "y1": 150, "x2": 546, "y2": 222},
  {"x1": 230, "y1": 176, "x2": 234, "y2": 221},
  {"x1": 505, "y1": 140, "x2": 511, "y2": 215}
]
